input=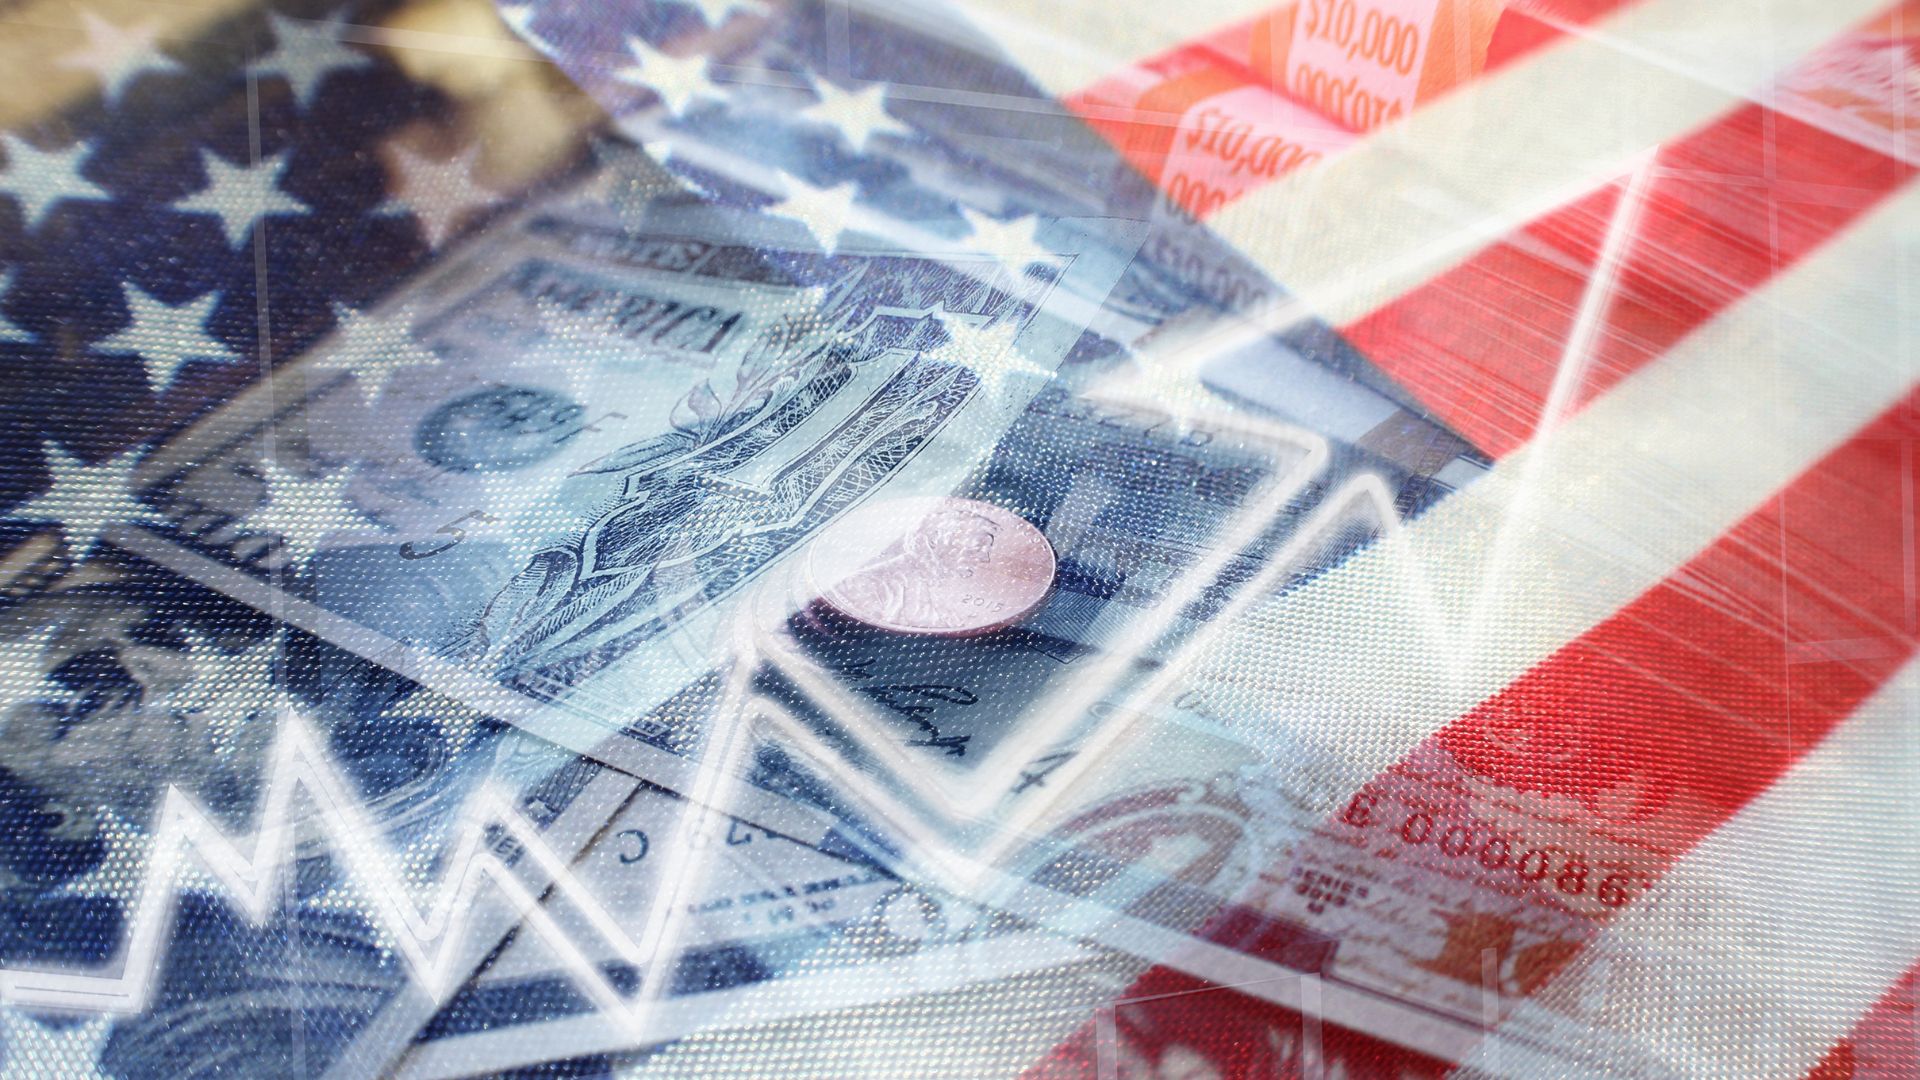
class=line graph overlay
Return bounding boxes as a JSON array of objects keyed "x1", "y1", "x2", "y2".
[{"x1": 0, "y1": 708, "x2": 728, "y2": 1032}]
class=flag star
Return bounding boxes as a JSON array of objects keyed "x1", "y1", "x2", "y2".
[
  {"x1": 0, "y1": 1009, "x2": 113, "y2": 1080},
  {"x1": 0, "y1": 134, "x2": 109, "y2": 231},
  {"x1": 57, "y1": 10, "x2": 184, "y2": 105},
  {"x1": 0, "y1": 626, "x2": 69, "y2": 717},
  {"x1": 172, "y1": 149, "x2": 309, "y2": 249},
  {"x1": 927, "y1": 310, "x2": 1046, "y2": 396},
  {"x1": 684, "y1": 0, "x2": 768, "y2": 29},
  {"x1": 959, "y1": 208, "x2": 1053, "y2": 271},
  {"x1": 60, "y1": 808, "x2": 150, "y2": 901},
  {"x1": 160, "y1": 630, "x2": 290, "y2": 752},
  {"x1": 14, "y1": 443, "x2": 160, "y2": 556},
  {"x1": 771, "y1": 179, "x2": 860, "y2": 252},
  {"x1": 245, "y1": 458, "x2": 376, "y2": 566},
  {"x1": 248, "y1": 13, "x2": 375, "y2": 110},
  {"x1": 95, "y1": 284, "x2": 239, "y2": 392},
  {"x1": 382, "y1": 143, "x2": 504, "y2": 249},
  {"x1": 496, "y1": 3, "x2": 547, "y2": 48},
  {"x1": 0, "y1": 268, "x2": 32, "y2": 343},
  {"x1": 611, "y1": 36, "x2": 720, "y2": 116},
  {"x1": 311, "y1": 304, "x2": 439, "y2": 401},
  {"x1": 802, "y1": 80, "x2": 910, "y2": 154}
]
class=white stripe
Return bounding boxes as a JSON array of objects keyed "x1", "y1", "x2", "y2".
[
  {"x1": 1208, "y1": 0, "x2": 1893, "y2": 327},
  {"x1": 1450, "y1": 655, "x2": 1920, "y2": 1080},
  {"x1": 955, "y1": 0, "x2": 1276, "y2": 99},
  {"x1": 1193, "y1": 178, "x2": 1920, "y2": 800}
]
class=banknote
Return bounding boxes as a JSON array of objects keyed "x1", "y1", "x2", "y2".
[
  {"x1": 742, "y1": 362, "x2": 1491, "y2": 871},
  {"x1": 91, "y1": 143, "x2": 1509, "y2": 1077},
  {"x1": 321, "y1": 351, "x2": 1487, "y2": 1077},
  {"x1": 972, "y1": 674, "x2": 1697, "y2": 1077},
  {"x1": 0, "y1": 544, "x2": 638, "y2": 1079},
  {"x1": 745, "y1": 385, "x2": 1325, "y2": 851},
  {"x1": 108, "y1": 163, "x2": 1143, "y2": 855},
  {"x1": 698, "y1": 456, "x2": 1631, "y2": 1076},
  {"x1": 380, "y1": 779, "x2": 1104, "y2": 1079}
]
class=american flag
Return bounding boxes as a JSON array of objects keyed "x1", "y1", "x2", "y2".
[
  {"x1": 0, "y1": 0, "x2": 586, "y2": 548},
  {"x1": 2, "y1": 0, "x2": 1917, "y2": 1075},
  {"x1": 1006, "y1": 0, "x2": 1920, "y2": 1076}
]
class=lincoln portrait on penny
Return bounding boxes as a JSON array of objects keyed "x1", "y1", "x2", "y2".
[{"x1": 827, "y1": 504, "x2": 1003, "y2": 628}]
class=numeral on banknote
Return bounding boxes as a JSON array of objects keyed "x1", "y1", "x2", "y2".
[
  {"x1": 1340, "y1": 791, "x2": 1651, "y2": 909},
  {"x1": 1303, "y1": 0, "x2": 1423, "y2": 75},
  {"x1": 399, "y1": 509, "x2": 498, "y2": 559}
]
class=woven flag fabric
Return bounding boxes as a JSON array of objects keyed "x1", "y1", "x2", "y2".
[{"x1": 0, "y1": 0, "x2": 1913, "y2": 1077}]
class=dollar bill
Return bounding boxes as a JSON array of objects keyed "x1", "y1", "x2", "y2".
[
  {"x1": 108, "y1": 166, "x2": 1143, "y2": 854},
  {"x1": 340, "y1": 374, "x2": 1494, "y2": 1077},
  {"x1": 964, "y1": 673, "x2": 1689, "y2": 1077},
  {"x1": 713, "y1": 459, "x2": 1593, "y2": 1075},
  {"x1": 89, "y1": 167, "x2": 1499, "y2": 1070},
  {"x1": 745, "y1": 384, "x2": 1326, "y2": 851},
  {"x1": 379, "y1": 781, "x2": 1103, "y2": 1079}
]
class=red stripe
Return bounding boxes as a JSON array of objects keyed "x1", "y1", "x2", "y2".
[
  {"x1": 1028, "y1": 372, "x2": 1920, "y2": 1080},
  {"x1": 1069, "y1": 4, "x2": 1914, "y2": 459},
  {"x1": 1343, "y1": 81, "x2": 1917, "y2": 456},
  {"x1": 1064, "y1": 0, "x2": 1634, "y2": 206},
  {"x1": 1806, "y1": 969, "x2": 1920, "y2": 1078},
  {"x1": 1437, "y1": 393, "x2": 1920, "y2": 862},
  {"x1": 1028, "y1": 7, "x2": 1920, "y2": 1077}
]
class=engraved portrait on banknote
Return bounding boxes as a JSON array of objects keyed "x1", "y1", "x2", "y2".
[
  {"x1": 456, "y1": 255, "x2": 993, "y2": 692},
  {"x1": 106, "y1": 171, "x2": 1144, "y2": 853}
]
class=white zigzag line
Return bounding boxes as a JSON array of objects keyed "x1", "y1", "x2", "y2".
[{"x1": 0, "y1": 693, "x2": 751, "y2": 1032}]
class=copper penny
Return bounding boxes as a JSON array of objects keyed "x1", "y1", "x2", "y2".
[{"x1": 806, "y1": 496, "x2": 1056, "y2": 636}]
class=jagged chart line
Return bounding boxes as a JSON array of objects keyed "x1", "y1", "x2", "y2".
[
  {"x1": 746, "y1": 465, "x2": 1447, "y2": 896},
  {"x1": 0, "y1": 709, "x2": 711, "y2": 1034},
  {"x1": 0, "y1": 434, "x2": 1453, "y2": 1045}
]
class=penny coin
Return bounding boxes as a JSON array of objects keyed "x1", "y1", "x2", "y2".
[{"x1": 806, "y1": 496, "x2": 1056, "y2": 636}]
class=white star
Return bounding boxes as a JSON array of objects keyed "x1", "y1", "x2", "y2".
[
  {"x1": 13, "y1": 443, "x2": 159, "y2": 556},
  {"x1": 496, "y1": 3, "x2": 546, "y2": 48},
  {"x1": 57, "y1": 10, "x2": 183, "y2": 105},
  {"x1": 158, "y1": 630, "x2": 290, "y2": 754},
  {"x1": 802, "y1": 80, "x2": 910, "y2": 154},
  {"x1": 381, "y1": 143, "x2": 504, "y2": 249},
  {"x1": 249, "y1": 13, "x2": 375, "y2": 110},
  {"x1": 0, "y1": 134, "x2": 109, "y2": 231},
  {"x1": 94, "y1": 284, "x2": 239, "y2": 392},
  {"x1": 310, "y1": 304, "x2": 439, "y2": 401},
  {"x1": 684, "y1": 0, "x2": 768, "y2": 28},
  {"x1": 770, "y1": 179, "x2": 859, "y2": 252},
  {"x1": 0, "y1": 1009, "x2": 112, "y2": 1079},
  {"x1": 244, "y1": 458, "x2": 377, "y2": 567},
  {"x1": 926, "y1": 310, "x2": 1046, "y2": 397},
  {"x1": 172, "y1": 149, "x2": 309, "y2": 249},
  {"x1": 0, "y1": 625, "x2": 69, "y2": 718},
  {"x1": 611, "y1": 36, "x2": 719, "y2": 116},
  {"x1": 0, "y1": 268, "x2": 32, "y2": 343},
  {"x1": 959, "y1": 207, "x2": 1053, "y2": 271},
  {"x1": 59, "y1": 809, "x2": 149, "y2": 901}
]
